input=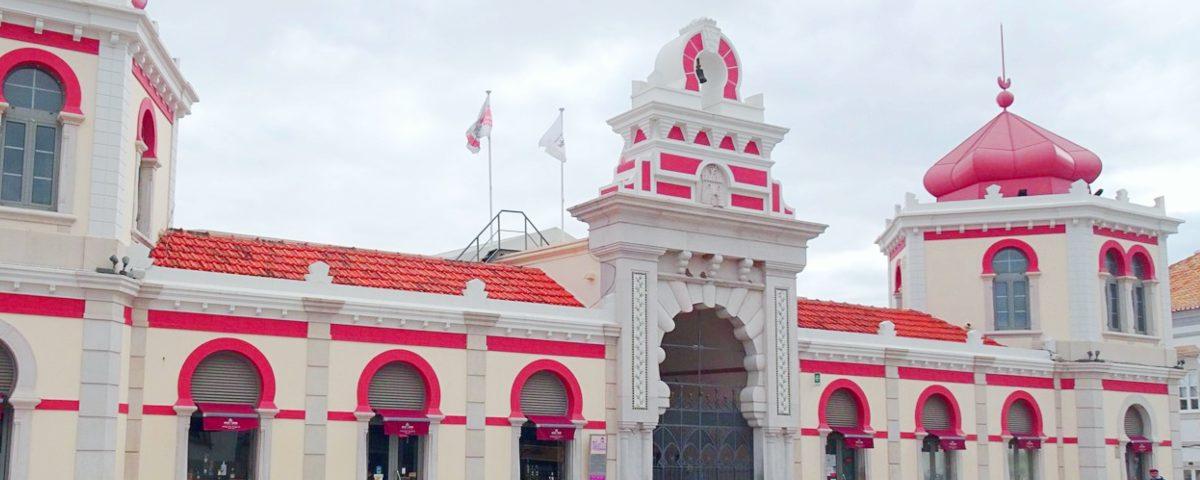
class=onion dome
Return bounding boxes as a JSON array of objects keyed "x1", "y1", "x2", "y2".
[{"x1": 923, "y1": 78, "x2": 1102, "y2": 201}]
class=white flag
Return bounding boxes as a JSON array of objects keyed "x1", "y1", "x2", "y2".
[
  {"x1": 538, "y1": 109, "x2": 566, "y2": 163},
  {"x1": 465, "y1": 94, "x2": 492, "y2": 154}
]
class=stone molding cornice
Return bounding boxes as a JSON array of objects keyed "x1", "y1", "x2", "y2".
[{"x1": 589, "y1": 242, "x2": 667, "y2": 263}]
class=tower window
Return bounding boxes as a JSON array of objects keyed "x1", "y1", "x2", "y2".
[
  {"x1": 1104, "y1": 250, "x2": 1122, "y2": 331},
  {"x1": 1131, "y1": 255, "x2": 1150, "y2": 334},
  {"x1": 991, "y1": 248, "x2": 1030, "y2": 330},
  {"x1": 1, "y1": 66, "x2": 63, "y2": 209}
]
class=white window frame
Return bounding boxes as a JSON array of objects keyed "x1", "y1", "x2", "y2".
[{"x1": 1182, "y1": 370, "x2": 1200, "y2": 412}]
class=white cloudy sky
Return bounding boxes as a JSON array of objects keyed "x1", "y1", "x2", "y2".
[{"x1": 148, "y1": 1, "x2": 1200, "y2": 306}]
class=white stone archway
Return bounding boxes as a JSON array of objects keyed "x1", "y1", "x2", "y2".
[{"x1": 0, "y1": 319, "x2": 41, "y2": 480}]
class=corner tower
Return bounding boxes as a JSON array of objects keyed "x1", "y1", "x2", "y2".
[{"x1": 572, "y1": 19, "x2": 825, "y2": 479}]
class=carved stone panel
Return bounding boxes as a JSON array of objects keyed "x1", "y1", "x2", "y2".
[
  {"x1": 632, "y1": 271, "x2": 649, "y2": 410},
  {"x1": 774, "y1": 287, "x2": 791, "y2": 415}
]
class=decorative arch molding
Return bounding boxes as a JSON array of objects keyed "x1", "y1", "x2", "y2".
[
  {"x1": 509, "y1": 359, "x2": 584, "y2": 421},
  {"x1": 176, "y1": 338, "x2": 277, "y2": 410},
  {"x1": 0, "y1": 319, "x2": 39, "y2": 403},
  {"x1": 1098, "y1": 240, "x2": 1128, "y2": 276},
  {"x1": 1116, "y1": 394, "x2": 1155, "y2": 441},
  {"x1": 0, "y1": 47, "x2": 84, "y2": 116},
  {"x1": 914, "y1": 385, "x2": 963, "y2": 435},
  {"x1": 817, "y1": 379, "x2": 871, "y2": 430},
  {"x1": 981, "y1": 238, "x2": 1040, "y2": 274},
  {"x1": 681, "y1": 33, "x2": 741, "y2": 100},
  {"x1": 354, "y1": 349, "x2": 442, "y2": 416},
  {"x1": 136, "y1": 98, "x2": 157, "y2": 157},
  {"x1": 999, "y1": 390, "x2": 1044, "y2": 437},
  {"x1": 655, "y1": 274, "x2": 768, "y2": 421},
  {"x1": 1126, "y1": 245, "x2": 1155, "y2": 279}
]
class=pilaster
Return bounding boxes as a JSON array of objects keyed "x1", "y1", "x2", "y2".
[
  {"x1": 1070, "y1": 369, "x2": 1108, "y2": 478},
  {"x1": 463, "y1": 311, "x2": 498, "y2": 479},
  {"x1": 1066, "y1": 219, "x2": 1102, "y2": 341},
  {"x1": 903, "y1": 229, "x2": 928, "y2": 312},
  {"x1": 302, "y1": 298, "x2": 343, "y2": 479},
  {"x1": 88, "y1": 35, "x2": 136, "y2": 239},
  {"x1": 883, "y1": 348, "x2": 906, "y2": 480}
]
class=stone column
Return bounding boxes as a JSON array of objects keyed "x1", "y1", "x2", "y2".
[
  {"x1": 1065, "y1": 220, "x2": 1102, "y2": 341},
  {"x1": 1071, "y1": 368, "x2": 1109, "y2": 478},
  {"x1": 7, "y1": 397, "x2": 38, "y2": 480},
  {"x1": 256, "y1": 408, "x2": 278, "y2": 480},
  {"x1": 302, "y1": 298, "x2": 342, "y2": 479},
  {"x1": 172, "y1": 405, "x2": 198, "y2": 480},
  {"x1": 883, "y1": 348, "x2": 906, "y2": 480},
  {"x1": 354, "y1": 411, "x2": 374, "y2": 480},
  {"x1": 760, "y1": 261, "x2": 804, "y2": 480},
  {"x1": 509, "y1": 419, "x2": 524, "y2": 479},
  {"x1": 424, "y1": 417, "x2": 442, "y2": 479},
  {"x1": 1118, "y1": 277, "x2": 1136, "y2": 333},
  {"x1": 123, "y1": 288, "x2": 157, "y2": 480},
  {"x1": 464, "y1": 311, "x2": 498, "y2": 479},
  {"x1": 88, "y1": 34, "x2": 136, "y2": 238},
  {"x1": 75, "y1": 273, "x2": 139, "y2": 480},
  {"x1": 602, "y1": 324, "x2": 620, "y2": 479}
]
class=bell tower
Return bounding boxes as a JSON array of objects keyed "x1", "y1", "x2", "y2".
[{"x1": 572, "y1": 19, "x2": 826, "y2": 479}]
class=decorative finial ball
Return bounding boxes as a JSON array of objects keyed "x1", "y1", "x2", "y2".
[
  {"x1": 131, "y1": 0, "x2": 147, "y2": 9},
  {"x1": 996, "y1": 90, "x2": 1014, "y2": 109}
]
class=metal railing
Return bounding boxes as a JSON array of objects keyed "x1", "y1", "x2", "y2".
[{"x1": 454, "y1": 210, "x2": 550, "y2": 262}]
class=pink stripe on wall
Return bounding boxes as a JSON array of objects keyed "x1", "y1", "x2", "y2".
[
  {"x1": 0, "y1": 292, "x2": 85, "y2": 318},
  {"x1": 656, "y1": 182, "x2": 691, "y2": 199},
  {"x1": 330, "y1": 323, "x2": 467, "y2": 349},
  {"x1": 275, "y1": 409, "x2": 306, "y2": 420},
  {"x1": 1102, "y1": 379, "x2": 1167, "y2": 395},
  {"x1": 800, "y1": 360, "x2": 885, "y2": 378},
  {"x1": 1060, "y1": 379, "x2": 1075, "y2": 390},
  {"x1": 0, "y1": 23, "x2": 99, "y2": 54},
  {"x1": 36, "y1": 399, "x2": 80, "y2": 411},
  {"x1": 730, "y1": 194, "x2": 764, "y2": 210},
  {"x1": 1093, "y1": 226, "x2": 1158, "y2": 245},
  {"x1": 924, "y1": 224, "x2": 1065, "y2": 241},
  {"x1": 486, "y1": 336, "x2": 605, "y2": 359},
  {"x1": 986, "y1": 374, "x2": 1054, "y2": 389},
  {"x1": 899, "y1": 367, "x2": 973, "y2": 384},
  {"x1": 728, "y1": 165, "x2": 768, "y2": 186},
  {"x1": 143, "y1": 404, "x2": 177, "y2": 416},
  {"x1": 148, "y1": 310, "x2": 308, "y2": 338},
  {"x1": 659, "y1": 153, "x2": 701, "y2": 174}
]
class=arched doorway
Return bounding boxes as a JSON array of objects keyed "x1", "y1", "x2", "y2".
[
  {"x1": 652, "y1": 307, "x2": 753, "y2": 479},
  {"x1": 365, "y1": 361, "x2": 429, "y2": 479},
  {"x1": 186, "y1": 351, "x2": 262, "y2": 479},
  {"x1": 1123, "y1": 406, "x2": 1152, "y2": 479}
]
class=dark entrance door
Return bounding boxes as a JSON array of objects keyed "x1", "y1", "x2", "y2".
[{"x1": 652, "y1": 309, "x2": 754, "y2": 480}]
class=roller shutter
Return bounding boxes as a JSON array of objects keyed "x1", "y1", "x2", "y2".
[
  {"x1": 520, "y1": 371, "x2": 568, "y2": 416},
  {"x1": 921, "y1": 396, "x2": 952, "y2": 431},
  {"x1": 190, "y1": 352, "x2": 261, "y2": 405},
  {"x1": 0, "y1": 344, "x2": 15, "y2": 397},
  {"x1": 1123, "y1": 408, "x2": 1144, "y2": 437},
  {"x1": 826, "y1": 389, "x2": 860, "y2": 428},
  {"x1": 1006, "y1": 400, "x2": 1034, "y2": 435},
  {"x1": 368, "y1": 362, "x2": 427, "y2": 411}
]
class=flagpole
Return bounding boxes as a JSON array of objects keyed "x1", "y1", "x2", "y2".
[
  {"x1": 559, "y1": 107, "x2": 565, "y2": 232},
  {"x1": 486, "y1": 90, "x2": 493, "y2": 231}
]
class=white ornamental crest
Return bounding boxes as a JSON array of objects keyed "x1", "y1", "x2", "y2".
[{"x1": 700, "y1": 164, "x2": 727, "y2": 207}]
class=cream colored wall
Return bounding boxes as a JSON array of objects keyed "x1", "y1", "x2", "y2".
[
  {"x1": 434, "y1": 424, "x2": 467, "y2": 480},
  {"x1": 271, "y1": 419, "x2": 305, "y2": 480},
  {"x1": 924, "y1": 234, "x2": 1070, "y2": 337},
  {"x1": 27, "y1": 410, "x2": 77, "y2": 479},
  {"x1": 0, "y1": 312, "x2": 83, "y2": 399},
  {"x1": 0, "y1": 36, "x2": 99, "y2": 235}
]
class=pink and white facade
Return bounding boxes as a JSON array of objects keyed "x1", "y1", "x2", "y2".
[{"x1": 0, "y1": 3, "x2": 1187, "y2": 480}]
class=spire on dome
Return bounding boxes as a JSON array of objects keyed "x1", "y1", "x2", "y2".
[{"x1": 996, "y1": 24, "x2": 1014, "y2": 109}]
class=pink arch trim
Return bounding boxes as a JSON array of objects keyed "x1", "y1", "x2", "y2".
[
  {"x1": 0, "y1": 48, "x2": 84, "y2": 115},
  {"x1": 817, "y1": 379, "x2": 871, "y2": 430},
  {"x1": 509, "y1": 359, "x2": 583, "y2": 421},
  {"x1": 999, "y1": 390, "x2": 1044, "y2": 437},
  {"x1": 914, "y1": 385, "x2": 963, "y2": 435},
  {"x1": 1125, "y1": 245, "x2": 1155, "y2": 280},
  {"x1": 176, "y1": 338, "x2": 276, "y2": 409},
  {"x1": 681, "y1": 34, "x2": 740, "y2": 100},
  {"x1": 981, "y1": 239, "x2": 1040, "y2": 274},
  {"x1": 1098, "y1": 241, "x2": 1128, "y2": 276},
  {"x1": 894, "y1": 264, "x2": 903, "y2": 294},
  {"x1": 137, "y1": 98, "x2": 157, "y2": 157},
  {"x1": 355, "y1": 349, "x2": 442, "y2": 416}
]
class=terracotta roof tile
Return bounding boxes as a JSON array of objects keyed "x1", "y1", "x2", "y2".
[
  {"x1": 151, "y1": 229, "x2": 582, "y2": 307},
  {"x1": 1171, "y1": 251, "x2": 1200, "y2": 312},
  {"x1": 797, "y1": 298, "x2": 1001, "y2": 346}
]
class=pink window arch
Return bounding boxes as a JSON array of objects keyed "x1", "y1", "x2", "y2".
[
  {"x1": 1098, "y1": 241, "x2": 1128, "y2": 276},
  {"x1": 914, "y1": 385, "x2": 963, "y2": 435},
  {"x1": 999, "y1": 391, "x2": 1044, "y2": 437},
  {"x1": 681, "y1": 34, "x2": 741, "y2": 100},
  {"x1": 509, "y1": 359, "x2": 584, "y2": 421},
  {"x1": 176, "y1": 338, "x2": 276, "y2": 410},
  {"x1": 0, "y1": 47, "x2": 85, "y2": 116},
  {"x1": 1126, "y1": 245, "x2": 1155, "y2": 279},
  {"x1": 981, "y1": 239, "x2": 1040, "y2": 274},
  {"x1": 137, "y1": 98, "x2": 157, "y2": 157},
  {"x1": 817, "y1": 379, "x2": 871, "y2": 430},
  {"x1": 354, "y1": 349, "x2": 442, "y2": 416}
]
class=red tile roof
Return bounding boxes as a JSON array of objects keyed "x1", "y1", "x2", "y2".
[
  {"x1": 797, "y1": 298, "x2": 1001, "y2": 346},
  {"x1": 151, "y1": 229, "x2": 582, "y2": 307},
  {"x1": 1171, "y1": 251, "x2": 1200, "y2": 312}
]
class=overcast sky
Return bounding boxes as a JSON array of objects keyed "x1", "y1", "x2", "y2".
[{"x1": 148, "y1": 1, "x2": 1199, "y2": 306}]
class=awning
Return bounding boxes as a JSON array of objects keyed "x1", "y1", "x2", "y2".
[
  {"x1": 527, "y1": 415, "x2": 576, "y2": 441},
  {"x1": 928, "y1": 430, "x2": 967, "y2": 451},
  {"x1": 1012, "y1": 435, "x2": 1042, "y2": 450},
  {"x1": 832, "y1": 427, "x2": 874, "y2": 449},
  {"x1": 197, "y1": 403, "x2": 259, "y2": 432},
  {"x1": 1127, "y1": 435, "x2": 1153, "y2": 453},
  {"x1": 376, "y1": 409, "x2": 430, "y2": 437}
]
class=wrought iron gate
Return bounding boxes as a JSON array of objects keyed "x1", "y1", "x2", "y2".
[{"x1": 652, "y1": 314, "x2": 754, "y2": 479}]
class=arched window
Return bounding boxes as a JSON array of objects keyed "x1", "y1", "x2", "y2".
[
  {"x1": 0, "y1": 342, "x2": 16, "y2": 478},
  {"x1": 992, "y1": 248, "x2": 1030, "y2": 330},
  {"x1": 1, "y1": 66, "x2": 63, "y2": 208},
  {"x1": 519, "y1": 371, "x2": 571, "y2": 479},
  {"x1": 919, "y1": 393, "x2": 963, "y2": 480},
  {"x1": 825, "y1": 388, "x2": 869, "y2": 479},
  {"x1": 1123, "y1": 407, "x2": 1152, "y2": 479},
  {"x1": 1105, "y1": 250, "x2": 1123, "y2": 331},
  {"x1": 366, "y1": 362, "x2": 428, "y2": 479},
  {"x1": 187, "y1": 351, "x2": 260, "y2": 479},
  {"x1": 134, "y1": 103, "x2": 157, "y2": 236},
  {"x1": 1131, "y1": 255, "x2": 1150, "y2": 334},
  {"x1": 1005, "y1": 399, "x2": 1040, "y2": 480}
]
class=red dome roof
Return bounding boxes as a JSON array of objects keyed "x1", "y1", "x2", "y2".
[{"x1": 923, "y1": 110, "x2": 1102, "y2": 201}]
